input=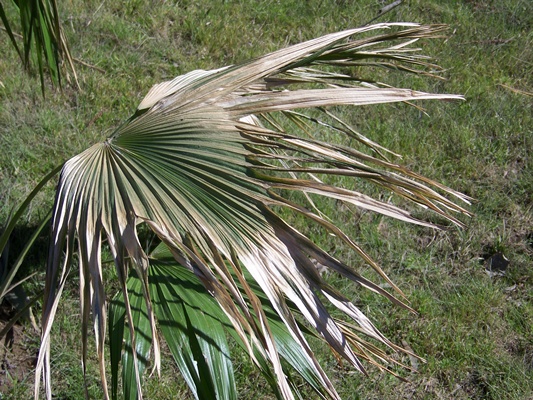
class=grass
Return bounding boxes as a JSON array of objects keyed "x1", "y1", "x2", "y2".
[{"x1": 1, "y1": 0, "x2": 532, "y2": 398}]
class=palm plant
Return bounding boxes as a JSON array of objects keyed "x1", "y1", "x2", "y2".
[
  {"x1": 35, "y1": 23, "x2": 470, "y2": 399},
  {"x1": 0, "y1": 0, "x2": 77, "y2": 92}
]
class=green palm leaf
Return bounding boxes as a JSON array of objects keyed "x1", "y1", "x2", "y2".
[
  {"x1": 110, "y1": 243, "x2": 338, "y2": 400},
  {"x1": 109, "y1": 272, "x2": 152, "y2": 400},
  {"x1": 149, "y1": 261, "x2": 236, "y2": 400},
  {"x1": 36, "y1": 23, "x2": 470, "y2": 400}
]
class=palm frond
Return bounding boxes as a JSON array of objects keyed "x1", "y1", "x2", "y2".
[
  {"x1": 0, "y1": 0, "x2": 78, "y2": 93},
  {"x1": 36, "y1": 23, "x2": 470, "y2": 399}
]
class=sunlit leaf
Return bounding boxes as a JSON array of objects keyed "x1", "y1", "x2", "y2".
[{"x1": 37, "y1": 23, "x2": 470, "y2": 400}]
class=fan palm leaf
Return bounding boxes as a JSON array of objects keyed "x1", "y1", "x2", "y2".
[{"x1": 36, "y1": 23, "x2": 470, "y2": 399}]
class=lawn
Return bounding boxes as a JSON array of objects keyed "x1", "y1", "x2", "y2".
[{"x1": 0, "y1": 0, "x2": 532, "y2": 399}]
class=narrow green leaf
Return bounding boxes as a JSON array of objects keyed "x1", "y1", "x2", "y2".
[
  {"x1": 108, "y1": 293, "x2": 126, "y2": 400},
  {"x1": 109, "y1": 270, "x2": 155, "y2": 400},
  {"x1": 0, "y1": 164, "x2": 62, "y2": 256},
  {"x1": 123, "y1": 273, "x2": 153, "y2": 400},
  {"x1": 2, "y1": 0, "x2": 77, "y2": 93},
  {"x1": 0, "y1": 4, "x2": 22, "y2": 61},
  {"x1": 0, "y1": 212, "x2": 51, "y2": 301},
  {"x1": 37, "y1": 3, "x2": 60, "y2": 85},
  {"x1": 149, "y1": 262, "x2": 237, "y2": 400}
]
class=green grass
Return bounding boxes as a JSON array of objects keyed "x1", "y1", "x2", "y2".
[{"x1": 1, "y1": 0, "x2": 532, "y2": 398}]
